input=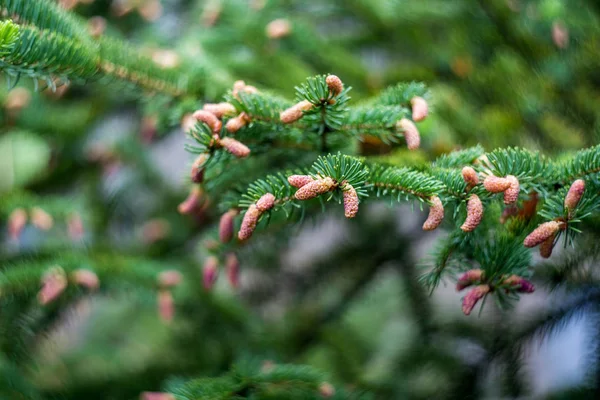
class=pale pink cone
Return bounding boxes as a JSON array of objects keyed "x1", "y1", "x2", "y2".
[
  {"x1": 503, "y1": 175, "x2": 520, "y2": 204},
  {"x1": 190, "y1": 153, "x2": 208, "y2": 183},
  {"x1": 456, "y1": 269, "x2": 484, "y2": 291},
  {"x1": 524, "y1": 221, "x2": 562, "y2": 248},
  {"x1": 72, "y1": 269, "x2": 100, "y2": 290},
  {"x1": 503, "y1": 275, "x2": 535, "y2": 293},
  {"x1": 39, "y1": 267, "x2": 68, "y2": 305},
  {"x1": 266, "y1": 18, "x2": 291, "y2": 39},
  {"x1": 319, "y1": 382, "x2": 336, "y2": 398},
  {"x1": 397, "y1": 118, "x2": 420, "y2": 150},
  {"x1": 564, "y1": 179, "x2": 585, "y2": 211},
  {"x1": 483, "y1": 175, "x2": 511, "y2": 193},
  {"x1": 410, "y1": 96, "x2": 429, "y2": 122},
  {"x1": 256, "y1": 193, "x2": 276, "y2": 212},
  {"x1": 461, "y1": 194, "x2": 483, "y2": 232},
  {"x1": 158, "y1": 290, "x2": 174, "y2": 322},
  {"x1": 288, "y1": 175, "x2": 314, "y2": 188},
  {"x1": 219, "y1": 137, "x2": 250, "y2": 158},
  {"x1": 342, "y1": 182, "x2": 359, "y2": 218},
  {"x1": 462, "y1": 284, "x2": 490, "y2": 316},
  {"x1": 140, "y1": 392, "x2": 175, "y2": 400},
  {"x1": 203, "y1": 256, "x2": 219, "y2": 290},
  {"x1": 461, "y1": 167, "x2": 479, "y2": 187},
  {"x1": 326, "y1": 75, "x2": 343, "y2": 96},
  {"x1": 539, "y1": 234, "x2": 555, "y2": 258},
  {"x1": 219, "y1": 209, "x2": 238, "y2": 243},
  {"x1": 552, "y1": 21, "x2": 569, "y2": 49},
  {"x1": 192, "y1": 110, "x2": 221, "y2": 133},
  {"x1": 225, "y1": 253, "x2": 240, "y2": 289},
  {"x1": 178, "y1": 187, "x2": 202, "y2": 215},
  {"x1": 203, "y1": 102, "x2": 237, "y2": 118},
  {"x1": 8, "y1": 208, "x2": 27, "y2": 240},
  {"x1": 294, "y1": 177, "x2": 336, "y2": 200},
  {"x1": 225, "y1": 113, "x2": 249, "y2": 133},
  {"x1": 158, "y1": 270, "x2": 182, "y2": 288},
  {"x1": 67, "y1": 212, "x2": 85, "y2": 240},
  {"x1": 280, "y1": 100, "x2": 314, "y2": 124},
  {"x1": 238, "y1": 205, "x2": 262, "y2": 240},
  {"x1": 180, "y1": 113, "x2": 196, "y2": 133},
  {"x1": 422, "y1": 196, "x2": 444, "y2": 231},
  {"x1": 31, "y1": 207, "x2": 53, "y2": 231}
]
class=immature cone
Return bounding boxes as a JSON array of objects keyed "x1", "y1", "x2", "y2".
[
  {"x1": 178, "y1": 187, "x2": 202, "y2": 215},
  {"x1": 67, "y1": 212, "x2": 85, "y2": 240},
  {"x1": 39, "y1": 267, "x2": 68, "y2": 305},
  {"x1": 280, "y1": 100, "x2": 314, "y2": 124},
  {"x1": 266, "y1": 18, "x2": 291, "y2": 39},
  {"x1": 238, "y1": 204, "x2": 262, "y2": 240},
  {"x1": 342, "y1": 181, "x2": 359, "y2": 218},
  {"x1": 256, "y1": 193, "x2": 276, "y2": 212},
  {"x1": 552, "y1": 21, "x2": 569, "y2": 49},
  {"x1": 410, "y1": 96, "x2": 429, "y2": 122},
  {"x1": 158, "y1": 290, "x2": 174, "y2": 322},
  {"x1": 326, "y1": 75, "x2": 343, "y2": 96},
  {"x1": 564, "y1": 179, "x2": 585, "y2": 212},
  {"x1": 503, "y1": 275, "x2": 535, "y2": 293},
  {"x1": 192, "y1": 110, "x2": 222, "y2": 133},
  {"x1": 294, "y1": 177, "x2": 336, "y2": 200},
  {"x1": 140, "y1": 392, "x2": 175, "y2": 400},
  {"x1": 219, "y1": 209, "x2": 238, "y2": 243},
  {"x1": 319, "y1": 382, "x2": 336, "y2": 398},
  {"x1": 225, "y1": 253, "x2": 240, "y2": 288},
  {"x1": 503, "y1": 175, "x2": 520, "y2": 204},
  {"x1": 218, "y1": 137, "x2": 251, "y2": 158},
  {"x1": 456, "y1": 269, "x2": 484, "y2": 291},
  {"x1": 31, "y1": 207, "x2": 54, "y2": 231},
  {"x1": 483, "y1": 175, "x2": 511, "y2": 193},
  {"x1": 8, "y1": 208, "x2": 27, "y2": 240},
  {"x1": 72, "y1": 269, "x2": 100, "y2": 290},
  {"x1": 462, "y1": 284, "x2": 490, "y2": 316},
  {"x1": 158, "y1": 270, "x2": 182, "y2": 288},
  {"x1": 190, "y1": 153, "x2": 208, "y2": 183},
  {"x1": 397, "y1": 118, "x2": 420, "y2": 150},
  {"x1": 524, "y1": 221, "x2": 562, "y2": 248},
  {"x1": 180, "y1": 113, "x2": 196, "y2": 133},
  {"x1": 461, "y1": 194, "x2": 483, "y2": 232},
  {"x1": 288, "y1": 175, "x2": 314, "y2": 188},
  {"x1": 422, "y1": 196, "x2": 444, "y2": 231},
  {"x1": 203, "y1": 102, "x2": 237, "y2": 118},
  {"x1": 461, "y1": 166, "x2": 479, "y2": 187},
  {"x1": 539, "y1": 234, "x2": 555, "y2": 258},
  {"x1": 225, "y1": 113, "x2": 250, "y2": 133},
  {"x1": 203, "y1": 256, "x2": 219, "y2": 290}
]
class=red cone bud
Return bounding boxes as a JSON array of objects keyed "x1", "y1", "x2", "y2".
[
  {"x1": 462, "y1": 284, "x2": 490, "y2": 316},
  {"x1": 157, "y1": 290, "x2": 175, "y2": 323},
  {"x1": 225, "y1": 113, "x2": 250, "y2": 133},
  {"x1": 225, "y1": 253, "x2": 240, "y2": 289},
  {"x1": 178, "y1": 187, "x2": 203, "y2": 215},
  {"x1": 564, "y1": 179, "x2": 585, "y2": 212},
  {"x1": 280, "y1": 100, "x2": 314, "y2": 124},
  {"x1": 342, "y1": 181, "x2": 359, "y2": 218},
  {"x1": 238, "y1": 205, "x2": 262, "y2": 240},
  {"x1": 218, "y1": 137, "x2": 250, "y2": 158},
  {"x1": 203, "y1": 102, "x2": 237, "y2": 118},
  {"x1": 397, "y1": 118, "x2": 420, "y2": 150},
  {"x1": 192, "y1": 110, "x2": 221, "y2": 133},
  {"x1": 326, "y1": 75, "x2": 343, "y2": 96},
  {"x1": 410, "y1": 96, "x2": 428, "y2": 122},
  {"x1": 256, "y1": 193, "x2": 276, "y2": 212},
  {"x1": 72, "y1": 269, "x2": 100, "y2": 290},
  {"x1": 294, "y1": 177, "x2": 336, "y2": 200},
  {"x1": 503, "y1": 175, "x2": 520, "y2": 204},
  {"x1": 461, "y1": 194, "x2": 483, "y2": 232},
  {"x1": 456, "y1": 269, "x2": 484, "y2": 291},
  {"x1": 539, "y1": 234, "x2": 555, "y2": 258},
  {"x1": 524, "y1": 221, "x2": 562, "y2": 248},
  {"x1": 422, "y1": 195, "x2": 444, "y2": 231},
  {"x1": 191, "y1": 154, "x2": 208, "y2": 183},
  {"x1": 288, "y1": 175, "x2": 314, "y2": 188},
  {"x1": 203, "y1": 256, "x2": 219, "y2": 290},
  {"x1": 503, "y1": 275, "x2": 535, "y2": 293},
  {"x1": 39, "y1": 266, "x2": 67, "y2": 305},
  {"x1": 461, "y1": 166, "x2": 479, "y2": 187},
  {"x1": 219, "y1": 209, "x2": 238, "y2": 243},
  {"x1": 483, "y1": 175, "x2": 511, "y2": 193}
]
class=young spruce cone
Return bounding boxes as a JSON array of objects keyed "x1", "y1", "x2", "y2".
[
  {"x1": 280, "y1": 100, "x2": 314, "y2": 124},
  {"x1": 225, "y1": 112, "x2": 250, "y2": 133},
  {"x1": 502, "y1": 275, "x2": 535, "y2": 293},
  {"x1": 564, "y1": 179, "x2": 585, "y2": 212},
  {"x1": 158, "y1": 290, "x2": 174, "y2": 323},
  {"x1": 256, "y1": 193, "x2": 276, "y2": 212},
  {"x1": 410, "y1": 96, "x2": 428, "y2": 122},
  {"x1": 219, "y1": 209, "x2": 238, "y2": 243},
  {"x1": 462, "y1": 284, "x2": 490, "y2": 316},
  {"x1": 397, "y1": 118, "x2": 420, "y2": 150},
  {"x1": 72, "y1": 269, "x2": 100, "y2": 290},
  {"x1": 326, "y1": 75, "x2": 343, "y2": 96},
  {"x1": 524, "y1": 221, "x2": 562, "y2": 248},
  {"x1": 218, "y1": 137, "x2": 251, "y2": 158},
  {"x1": 342, "y1": 181, "x2": 359, "y2": 218},
  {"x1": 225, "y1": 253, "x2": 240, "y2": 288},
  {"x1": 422, "y1": 196, "x2": 444, "y2": 231},
  {"x1": 203, "y1": 256, "x2": 219, "y2": 290},
  {"x1": 192, "y1": 110, "x2": 222, "y2": 133},
  {"x1": 288, "y1": 174, "x2": 314, "y2": 188},
  {"x1": 461, "y1": 166, "x2": 479, "y2": 187},
  {"x1": 190, "y1": 153, "x2": 208, "y2": 183},
  {"x1": 39, "y1": 266, "x2": 68, "y2": 305},
  {"x1": 294, "y1": 177, "x2": 336, "y2": 200},
  {"x1": 503, "y1": 175, "x2": 520, "y2": 204},
  {"x1": 238, "y1": 204, "x2": 262, "y2": 240},
  {"x1": 483, "y1": 175, "x2": 511, "y2": 193},
  {"x1": 203, "y1": 102, "x2": 236, "y2": 118},
  {"x1": 539, "y1": 234, "x2": 555, "y2": 258},
  {"x1": 456, "y1": 269, "x2": 484, "y2": 291},
  {"x1": 461, "y1": 194, "x2": 483, "y2": 232}
]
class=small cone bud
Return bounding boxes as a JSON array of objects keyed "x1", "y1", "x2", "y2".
[
  {"x1": 397, "y1": 118, "x2": 421, "y2": 150},
  {"x1": 67, "y1": 212, "x2": 85, "y2": 241},
  {"x1": 461, "y1": 194, "x2": 483, "y2": 232},
  {"x1": 190, "y1": 153, "x2": 208, "y2": 183},
  {"x1": 266, "y1": 18, "x2": 291, "y2": 39},
  {"x1": 192, "y1": 110, "x2": 221, "y2": 133},
  {"x1": 72, "y1": 269, "x2": 99, "y2": 290},
  {"x1": 319, "y1": 382, "x2": 335, "y2": 398},
  {"x1": 225, "y1": 113, "x2": 249, "y2": 133},
  {"x1": 539, "y1": 234, "x2": 555, "y2": 258},
  {"x1": 288, "y1": 175, "x2": 314, "y2": 188},
  {"x1": 503, "y1": 175, "x2": 520, "y2": 204},
  {"x1": 524, "y1": 221, "x2": 562, "y2": 248},
  {"x1": 564, "y1": 179, "x2": 585, "y2": 212},
  {"x1": 342, "y1": 181, "x2": 359, "y2": 218},
  {"x1": 88, "y1": 16, "x2": 106, "y2": 38},
  {"x1": 181, "y1": 113, "x2": 196, "y2": 133},
  {"x1": 410, "y1": 96, "x2": 429, "y2": 122},
  {"x1": 422, "y1": 195, "x2": 444, "y2": 231},
  {"x1": 461, "y1": 167, "x2": 479, "y2": 187},
  {"x1": 503, "y1": 275, "x2": 535, "y2": 293},
  {"x1": 456, "y1": 269, "x2": 484, "y2": 291},
  {"x1": 218, "y1": 137, "x2": 250, "y2": 158},
  {"x1": 203, "y1": 256, "x2": 219, "y2": 290},
  {"x1": 39, "y1": 266, "x2": 68, "y2": 305},
  {"x1": 294, "y1": 177, "x2": 336, "y2": 200},
  {"x1": 219, "y1": 209, "x2": 237, "y2": 243},
  {"x1": 31, "y1": 207, "x2": 53, "y2": 231},
  {"x1": 325, "y1": 75, "x2": 343, "y2": 96},
  {"x1": 8, "y1": 208, "x2": 27, "y2": 240},
  {"x1": 225, "y1": 253, "x2": 240, "y2": 289},
  {"x1": 256, "y1": 193, "x2": 276, "y2": 212},
  {"x1": 238, "y1": 205, "x2": 262, "y2": 240},
  {"x1": 462, "y1": 284, "x2": 490, "y2": 316},
  {"x1": 280, "y1": 100, "x2": 314, "y2": 124},
  {"x1": 244, "y1": 85, "x2": 259, "y2": 94},
  {"x1": 483, "y1": 175, "x2": 511, "y2": 193},
  {"x1": 178, "y1": 187, "x2": 203, "y2": 215},
  {"x1": 140, "y1": 392, "x2": 175, "y2": 400},
  {"x1": 203, "y1": 102, "x2": 237, "y2": 118},
  {"x1": 158, "y1": 270, "x2": 182, "y2": 288},
  {"x1": 552, "y1": 21, "x2": 568, "y2": 49},
  {"x1": 158, "y1": 290, "x2": 174, "y2": 322}
]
